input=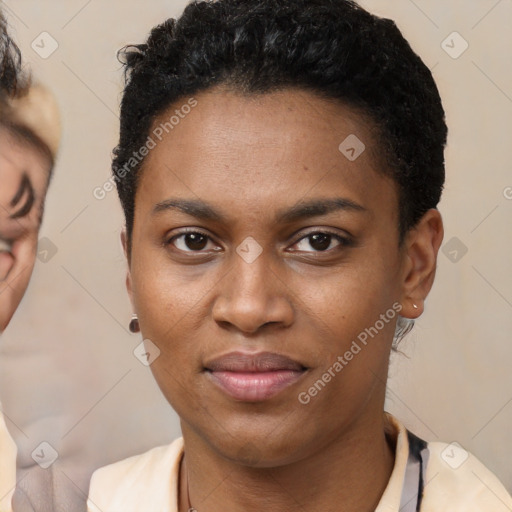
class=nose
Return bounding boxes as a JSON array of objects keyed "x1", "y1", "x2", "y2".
[{"x1": 211, "y1": 246, "x2": 294, "y2": 335}]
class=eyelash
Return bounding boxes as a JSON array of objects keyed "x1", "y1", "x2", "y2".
[{"x1": 165, "y1": 228, "x2": 352, "y2": 255}]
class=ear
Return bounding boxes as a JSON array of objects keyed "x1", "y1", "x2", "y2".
[
  {"x1": 399, "y1": 209, "x2": 444, "y2": 319},
  {"x1": 120, "y1": 229, "x2": 134, "y2": 308}
]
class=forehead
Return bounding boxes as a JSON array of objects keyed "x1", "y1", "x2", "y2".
[{"x1": 135, "y1": 87, "x2": 397, "y2": 227}]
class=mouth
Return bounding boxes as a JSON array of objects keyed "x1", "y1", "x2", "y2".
[{"x1": 204, "y1": 351, "x2": 308, "y2": 402}]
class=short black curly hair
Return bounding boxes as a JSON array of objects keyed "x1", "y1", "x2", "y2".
[
  {"x1": 0, "y1": 11, "x2": 27, "y2": 102},
  {"x1": 113, "y1": 0, "x2": 447, "y2": 248}
]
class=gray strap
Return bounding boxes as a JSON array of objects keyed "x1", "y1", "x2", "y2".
[{"x1": 399, "y1": 432, "x2": 429, "y2": 511}]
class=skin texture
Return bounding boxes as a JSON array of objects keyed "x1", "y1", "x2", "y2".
[
  {"x1": 122, "y1": 87, "x2": 444, "y2": 512},
  {"x1": 0, "y1": 125, "x2": 51, "y2": 332}
]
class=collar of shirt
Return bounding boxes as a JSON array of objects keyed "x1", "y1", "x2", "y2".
[{"x1": 87, "y1": 412, "x2": 417, "y2": 512}]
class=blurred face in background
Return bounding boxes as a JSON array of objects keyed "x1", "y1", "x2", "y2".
[{"x1": 0, "y1": 124, "x2": 52, "y2": 332}]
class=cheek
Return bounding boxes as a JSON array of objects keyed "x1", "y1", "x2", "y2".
[
  {"x1": 0, "y1": 252, "x2": 14, "y2": 280},
  {"x1": 129, "y1": 250, "x2": 207, "y2": 370},
  {"x1": 311, "y1": 258, "x2": 399, "y2": 325},
  {"x1": 131, "y1": 259, "x2": 202, "y2": 331},
  {"x1": 295, "y1": 274, "x2": 398, "y2": 424},
  {"x1": 298, "y1": 254, "x2": 401, "y2": 382}
]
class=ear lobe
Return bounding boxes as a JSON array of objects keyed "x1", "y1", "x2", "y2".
[{"x1": 400, "y1": 209, "x2": 444, "y2": 319}]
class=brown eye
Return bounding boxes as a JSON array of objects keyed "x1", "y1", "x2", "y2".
[
  {"x1": 308, "y1": 233, "x2": 331, "y2": 251},
  {"x1": 167, "y1": 230, "x2": 219, "y2": 253},
  {"x1": 292, "y1": 231, "x2": 351, "y2": 253},
  {"x1": 183, "y1": 232, "x2": 207, "y2": 251}
]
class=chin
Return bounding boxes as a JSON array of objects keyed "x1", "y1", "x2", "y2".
[{"x1": 201, "y1": 425, "x2": 312, "y2": 469}]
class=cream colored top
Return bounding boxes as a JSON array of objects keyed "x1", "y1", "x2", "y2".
[
  {"x1": 87, "y1": 413, "x2": 512, "y2": 512},
  {"x1": 0, "y1": 409, "x2": 16, "y2": 512}
]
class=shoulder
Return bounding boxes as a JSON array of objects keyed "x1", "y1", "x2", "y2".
[
  {"x1": 87, "y1": 437, "x2": 183, "y2": 512},
  {"x1": 421, "y1": 440, "x2": 512, "y2": 512}
]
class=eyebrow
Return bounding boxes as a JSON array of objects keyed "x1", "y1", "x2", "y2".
[
  {"x1": 152, "y1": 197, "x2": 367, "y2": 223},
  {"x1": 9, "y1": 173, "x2": 35, "y2": 219}
]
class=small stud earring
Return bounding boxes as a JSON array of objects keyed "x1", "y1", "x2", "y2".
[
  {"x1": 129, "y1": 314, "x2": 140, "y2": 333},
  {"x1": 413, "y1": 303, "x2": 418, "y2": 309}
]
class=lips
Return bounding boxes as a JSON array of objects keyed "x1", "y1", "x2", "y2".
[{"x1": 204, "y1": 351, "x2": 308, "y2": 402}]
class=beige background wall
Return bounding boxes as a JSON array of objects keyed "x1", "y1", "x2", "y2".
[{"x1": 0, "y1": 0, "x2": 510, "y2": 502}]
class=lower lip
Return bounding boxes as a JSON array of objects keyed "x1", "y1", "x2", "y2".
[{"x1": 207, "y1": 370, "x2": 306, "y2": 401}]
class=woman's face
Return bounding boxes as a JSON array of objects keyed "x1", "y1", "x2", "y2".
[
  {"x1": 0, "y1": 126, "x2": 50, "y2": 332},
  {"x1": 126, "y1": 87, "x2": 428, "y2": 466}
]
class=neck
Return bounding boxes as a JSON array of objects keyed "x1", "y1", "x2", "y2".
[{"x1": 178, "y1": 410, "x2": 396, "y2": 512}]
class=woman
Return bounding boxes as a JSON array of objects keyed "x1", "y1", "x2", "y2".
[{"x1": 87, "y1": 1, "x2": 512, "y2": 510}]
